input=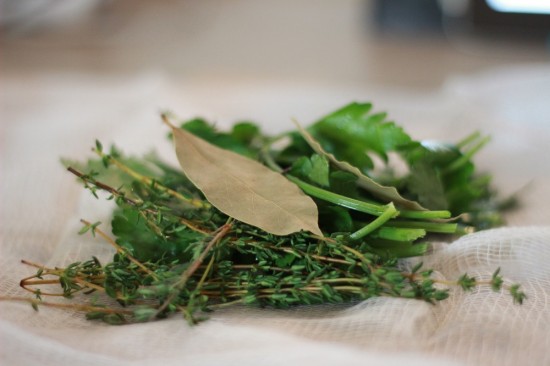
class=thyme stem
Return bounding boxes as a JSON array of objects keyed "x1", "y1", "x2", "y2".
[
  {"x1": 154, "y1": 222, "x2": 232, "y2": 318},
  {"x1": 95, "y1": 148, "x2": 205, "y2": 209},
  {"x1": 68, "y1": 167, "x2": 210, "y2": 235},
  {"x1": 80, "y1": 219, "x2": 158, "y2": 280},
  {"x1": 0, "y1": 296, "x2": 133, "y2": 315}
]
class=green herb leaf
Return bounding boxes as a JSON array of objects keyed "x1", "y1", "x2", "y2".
[
  {"x1": 181, "y1": 119, "x2": 259, "y2": 158},
  {"x1": 289, "y1": 154, "x2": 330, "y2": 188},
  {"x1": 406, "y1": 159, "x2": 448, "y2": 210},
  {"x1": 311, "y1": 102, "x2": 412, "y2": 169},
  {"x1": 295, "y1": 121, "x2": 427, "y2": 210}
]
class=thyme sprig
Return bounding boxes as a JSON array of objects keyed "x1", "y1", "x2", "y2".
[{"x1": 17, "y1": 218, "x2": 525, "y2": 325}]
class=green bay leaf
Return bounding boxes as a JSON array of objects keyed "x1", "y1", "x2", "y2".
[{"x1": 166, "y1": 118, "x2": 322, "y2": 236}]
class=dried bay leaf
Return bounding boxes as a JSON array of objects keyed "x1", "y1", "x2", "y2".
[
  {"x1": 165, "y1": 117, "x2": 323, "y2": 236},
  {"x1": 295, "y1": 121, "x2": 427, "y2": 211}
]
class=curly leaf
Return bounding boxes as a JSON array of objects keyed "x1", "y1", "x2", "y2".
[
  {"x1": 295, "y1": 121, "x2": 427, "y2": 211},
  {"x1": 289, "y1": 154, "x2": 330, "y2": 188},
  {"x1": 165, "y1": 117, "x2": 322, "y2": 236},
  {"x1": 310, "y1": 102, "x2": 412, "y2": 170}
]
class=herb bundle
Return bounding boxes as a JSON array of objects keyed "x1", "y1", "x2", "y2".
[{"x1": 20, "y1": 102, "x2": 524, "y2": 324}]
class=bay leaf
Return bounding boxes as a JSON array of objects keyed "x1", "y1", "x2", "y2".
[
  {"x1": 295, "y1": 121, "x2": 427, "y2": 211},
  {"x1": 165, "y1": 118, "x2": 323, "y2": 236}
]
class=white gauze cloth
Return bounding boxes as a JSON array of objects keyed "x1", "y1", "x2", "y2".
[{"x1": 1, "y1": 67, "x2": 549, "y2": 365}]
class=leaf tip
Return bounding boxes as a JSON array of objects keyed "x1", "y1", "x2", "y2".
[
  {"x1": 161, "y1": 113, "x2": 176, "y2": 130},
  {"x1": 310, "y1": 226, "x2": 324, "y2": 237}
]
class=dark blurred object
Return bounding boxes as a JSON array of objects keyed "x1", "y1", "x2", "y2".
[
  {"x1": 468, "y1": 1, "x2": 550, "y2": 38},
  {"x1": 372, "y1": 0, "x2": 550, "y2": 50},
  {"x1": 373, "y1": 0, "x2": 444, "y2": 36},
  {"x1": 0, "y1": 0, "x2": 103, "y2": 35},
  {"x1": 441, "y1": 1, "x2": 550, "y2": 52}
]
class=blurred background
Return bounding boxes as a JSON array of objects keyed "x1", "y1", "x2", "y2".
[{"x1": 2, "y1": 0, "x2": 549, "y2": 89}]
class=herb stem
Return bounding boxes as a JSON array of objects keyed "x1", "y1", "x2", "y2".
[
  {"x1": 0, "y1": 296, "x2": 133, "y2": 315},
  {"x1": 260, "y1": 145, "x2": 284, "y2": 173},
  {"x1": 445, "y1": 135, "x2": 491, "y2": 174},
  {"x1": 390, "y1": 220, "x2": 458, "y2": 234},
  {"x1": 20, "y1": 259, "x2": 54, "y2": 271},
  {"x1": 242, "y1": 241, "x2": 354, "y2": 265},
  {"x1": 456, "y1": 131, "x2": 482, "y2": 149},
  {"x1": 95, "y1": 148, "x2": 205, "y2": 209},
  {"x1": 341, "y1": 245, "x2": 374, "y2": 271},
  {"x1": 19, "y1": 282, "x2": 66, "y2": 297},
  {"x1": 286, "y1": 175, "x2": 388, "y2": 216},
  {"x1": 73, "y1": 277, "x2": 105, "y2": 293},
  {"x1": 398, "y1": 210, "x2": 451, "y2": 219},
  {"x1": 80, "y1": 219, "x2": 158, "y2": 280},
  {"x1": 155, "y1": 222, "x2": 232, "y2": 318},
  {"x1": 349, "y1": 203, "x2": 398, "y2": 240},
  {"x1": 68, "y1": 168, "x2": 210, "y2": 235},
  {"x1": 20, "y1": 279, "x2": 60, "y2": 286},
  {"x1": 197, "y1": 255, "x2": 215, "y2": 290},
  {"x1": 207, "y1": 298, "x2": 246, "y2": 309}
]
